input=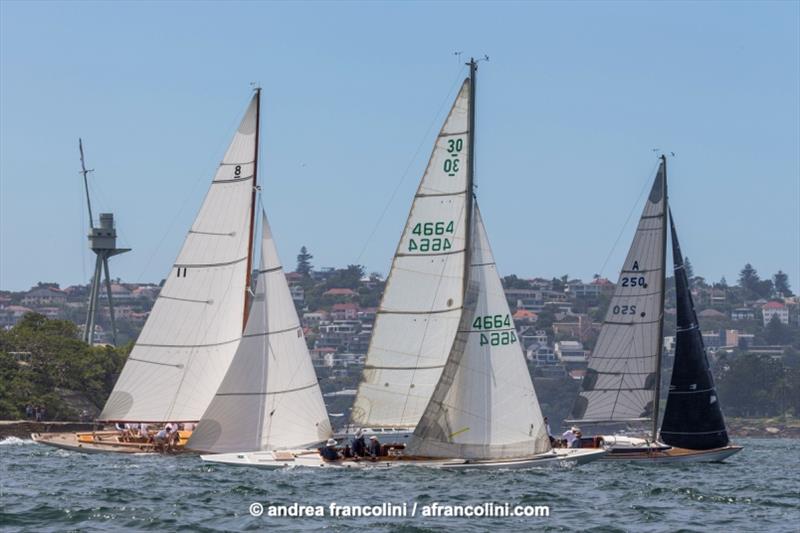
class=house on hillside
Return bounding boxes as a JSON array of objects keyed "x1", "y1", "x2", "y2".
[
  {"x1": 21, "y1": 286, "x2": 66, "y2": 306},
  {"x1": 731, "y1": 307, "x2": 755, "y2": 321},
  {"x1": 762, "y1": 301, "x2": 789, "y2": 326}
]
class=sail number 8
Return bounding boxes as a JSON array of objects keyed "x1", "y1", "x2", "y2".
[
  {"x1": 443, "y1": 137, "x2": 464, "y2": 177},
  {"x1": 408, "y1": 220, "x2": 454, "y2": 253}
]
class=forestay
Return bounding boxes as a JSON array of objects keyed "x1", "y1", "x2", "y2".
[
  {"x1": 406, "y1": 206, "x2": 550, "y2": 459},
  {"x1": 188, "y1": 213, "x2": 332, "y2": 453},
  {"x1": 350, "y1": 80, "x2": 471, "y2": 428},
  {"x1": 100, "y1": 95, "x2": 258, "y2": 422},
  {"x1": 569, "y1": 161, "x2": 667, "y2": 424}
]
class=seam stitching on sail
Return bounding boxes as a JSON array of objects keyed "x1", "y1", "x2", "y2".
[{"x1": 174, "y1": 256, "x2": 248, "y2": 268}]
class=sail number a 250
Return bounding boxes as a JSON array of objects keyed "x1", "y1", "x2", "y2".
[
  {"x1": 408, "y1": 220, "x2": 454, "y2": 252},
  {"x1": 443, "y1": 137, "x2": 464, "y2": 177},
  {"x1": 473, "y1": 314, "x2": 517, "y2": 346}
]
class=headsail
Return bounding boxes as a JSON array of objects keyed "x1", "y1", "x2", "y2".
[
  {"x1": 659, "y1": 210, "x2": 729, "y2": 449},
  {"x1": 100, "y1": 94, "x2": 259, "y2": 422},
  {"x1": 350, "y1": 80, "x2": 471, "y2": 428},
  {"x1": 569, "y1": 159, "x2": 667, "y2": 425},
  {"x1": 187, "y1": 213, "x2": 332, "y2": 453},
  {"x1": 406, "y1": 206, "x2": 550, "y2": 459}
]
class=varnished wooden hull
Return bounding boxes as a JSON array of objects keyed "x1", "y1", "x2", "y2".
[{"x1": 31, "y1": 430, "x2": 191, "y2": 455}]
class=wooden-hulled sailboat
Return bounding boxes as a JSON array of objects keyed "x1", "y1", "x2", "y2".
[
  {"x1": 192, "y1": 211, "x2": 334, "y2": 463},
  {"x1": 32, "y1": 91, "x2": 263, "y2": 454},
  {"x1": 216, "y1": 59, "x2": 604, "y2": 469},
  {"x1": 567, "y1": 156, "x2": 742, "y2": 462}
]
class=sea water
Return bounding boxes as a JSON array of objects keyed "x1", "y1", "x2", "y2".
[{"x1": 1, "y1": 437, "x2": 798, "y2": 532}]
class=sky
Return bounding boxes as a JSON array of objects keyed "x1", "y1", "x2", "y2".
[{"x1": 1, "y1": 1, "x2": 798, "y2": 292}]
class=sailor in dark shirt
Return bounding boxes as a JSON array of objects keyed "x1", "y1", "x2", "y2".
[
  {"x1": 368, "y1": 435, "x2": 381, "y2": 458},
  {"x1": 351, "y1": 428, "x2": 367, "y2": 457},
  {"x1": 320, "y1": 438, "x2": 340, "y2": 461}
]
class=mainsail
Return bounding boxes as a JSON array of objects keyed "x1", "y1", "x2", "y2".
[
  {"x1": 569, "y1": 159, "x2": 667, "y2": 426},
  {"x1": 350, "y1": 80, "x2": 471, "y2": 428},
  {"x1": 659, "y1": 210, "x2": 729, "y2": 449},
  {"x1": 100, "y1": 94, "x2": 259, "y2": 422},
  {"x1": 187, "y1": 213, "x2": 332, "y2": 453},
  {"x1": 406, "y1": 206, "x2": 550, "y2": 459}
]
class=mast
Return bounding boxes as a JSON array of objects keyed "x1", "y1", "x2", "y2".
[
  {"x1": 463, "y1": 58, "x2": 477, "y2": 294},
  {"x1": 243, "y1": 87, "x2": 261, "y2": 330},
  {"x1": 652, "y1": 154, "x2": 668, "y2": 441},
  {"x1": 79, "y1": 139, "x2": 94, "y2": 227}
]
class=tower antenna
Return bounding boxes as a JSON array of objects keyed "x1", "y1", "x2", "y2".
[{"x1": 79, "y1": 140, "x2": 130, "y2": 345}]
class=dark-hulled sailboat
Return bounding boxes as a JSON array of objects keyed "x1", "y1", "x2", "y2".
[{"x1": 567, "y1": 155, "x2": 742, "y2": 462}]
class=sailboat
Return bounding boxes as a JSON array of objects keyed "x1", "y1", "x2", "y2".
[
  {"x1": 567, "y1": 156, "x2": 742, "y2": 462},
  {"x1": 206, "y1": 59, "x2": 605, "y2": 469},
  {"x1": 190, "y1": 211, "x2": 333, "y2": 460},
  {"x1": 33, "y1": 91, "x2": 264, "y2": 454}
]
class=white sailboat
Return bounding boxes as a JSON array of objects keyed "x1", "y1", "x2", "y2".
[
  {"x1": 33, "y1": 91, "x2": 263, "y2": 453},
  {"x1": 205, "y1": 59, "x2": 605, "y2": 469},
  {"x1": 191, "y1": 212, "x2": 333, "y2": 457}
]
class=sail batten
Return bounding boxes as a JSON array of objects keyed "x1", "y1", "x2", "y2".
[
  {"x1": 99, "y1": 95, "x2": 260, "y2": 423},
  {"x1": 569, "y1": 160, "x2": 667, "y2": 425},
  {"x1": 187, "y1": 213, "x2": 332, "y2": 453},
  {"x1": 350, "y1": 79, "x2": 472, "y2": 429}
]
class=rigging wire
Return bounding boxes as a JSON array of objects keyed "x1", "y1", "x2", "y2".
[
  {"x1": 353, "y1": 65, "x2": 468, "y2": 266},
  {"x1": 596, "y1": 158, "x2": 662, "y2": 279}
]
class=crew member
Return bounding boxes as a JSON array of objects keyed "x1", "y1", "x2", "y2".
[
  {"x1": 368, "y1": 435, "x2": 381, "y2": 458},
  {"x1": 351, "y1": 428, "x2": 367, "y2": 457},
  {"x1": 320, "y1": 438, "x2": 340, "y2": 461}
]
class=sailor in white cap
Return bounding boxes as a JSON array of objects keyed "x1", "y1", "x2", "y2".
[
  {"x1": 562, "y1": 426, "x2": 580, "y2": 448},
  {"x1": 320, "y1": 438, "x2": 340, "y2": 461},
  {"x1": 351, "y1": 428, "x2": 367, "y2": 457}
]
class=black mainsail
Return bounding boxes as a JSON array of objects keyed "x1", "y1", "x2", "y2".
[{"x1": 659, "y1": 210, "x2": 730, "y2": 449}]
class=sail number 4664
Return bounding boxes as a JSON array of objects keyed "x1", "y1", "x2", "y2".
[
  {"x1": 473, "y1": 314, "x2": 517, "y2": 346},
  {"x1": 408, "y1": 220, "x2": 454, "y2": 252}
]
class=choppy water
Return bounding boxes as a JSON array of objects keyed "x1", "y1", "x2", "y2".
[{"x1": 1, "y1": 437, "x2": 798, "y2": 532}]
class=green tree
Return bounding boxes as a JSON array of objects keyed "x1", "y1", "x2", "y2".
[
  {"x1": 683, "y1": 256, "x2": 694, "y2": 279},
  {"x1": 773, "y1": 270, "x2": 794, "y2": 297},
  {"x1": 296, "y1": 246, "x2": 313, "y2": 277},
  {"x1": 765, "y1": 314, "x2": 792, "y2": 345},
  {"x1": 739, "y1": 263, "x2": 763, "y2": 299}
]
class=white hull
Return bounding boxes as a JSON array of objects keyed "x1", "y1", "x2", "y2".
[{"x1": 201, "y1": 447, "x2": 606, "y2": 469}]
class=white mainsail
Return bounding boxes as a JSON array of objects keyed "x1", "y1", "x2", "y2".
[
  {"x1": 187, "y1": 213, "x2": 332, "y2": 453},
  {"x1": 406, "y1": 206, "x2": 550, "y2": 459},
  {"x1": 350, "y1": 80, "x2": 471, "y2": 428},
  {"x1": 569, "y1": 161, "x2": 667, "y2": 424},
  {"x1": 100, "y1": 95, "x2": 258, "y2": 422}
]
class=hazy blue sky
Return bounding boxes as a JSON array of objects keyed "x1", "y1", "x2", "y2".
[{"x1": 1, "y1": 1, "x2": 798, "y2": 292}]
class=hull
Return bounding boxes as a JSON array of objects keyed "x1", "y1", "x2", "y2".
[
  {"x1": 201, "y1": 447, "x2": 607, "y2": 469},
  {"x1": 602, "y1": 444, "x2": 743, "y2": 463},
  {"x1": 31, "y1": 430, "x2": 191, "y2": 455},
  {"x1": 587, "y1": 434, "x2": 743, "y2": 462}
]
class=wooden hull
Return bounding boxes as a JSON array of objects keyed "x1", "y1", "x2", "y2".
[
  {"x1": 201, "y1": 447, "x2": 607, "y2": 469},
  {"x1": 601, "y1": 444, "x2": 743, "y2": 463},
  {"x1": 31, "y1": 430, "x2": 191, "y2": 455}
]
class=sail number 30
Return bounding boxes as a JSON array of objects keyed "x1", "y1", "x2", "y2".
[{"x1": 443, "y1": 137, "x2": 464, "y2": 177}]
